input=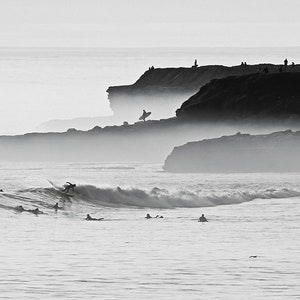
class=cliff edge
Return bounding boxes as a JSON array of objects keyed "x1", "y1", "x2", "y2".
[
  {"x1": 176, "y1": 72, "x2": 300, "y2": 120},
  {"x1": 107, "y1": 64, "x2": 289, "y2": 120}
]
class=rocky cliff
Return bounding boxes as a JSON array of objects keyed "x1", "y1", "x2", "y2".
[
  {"x1": 107, "y1": 64, "x2": 285, "y2": 120},
  {"x1": 176, "y1": 71, "x2": 300, "y2": 120},
  {"x1": 163, "y1": 130, "x2": 300, "y2": 173}
]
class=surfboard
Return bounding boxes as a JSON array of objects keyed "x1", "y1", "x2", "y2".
[
  {"x1": 48, "y1": 180, "x2": 74, "y2": 197},
  {"x1": 139, "y1": 111, "x2": 151, "y2": 120}
]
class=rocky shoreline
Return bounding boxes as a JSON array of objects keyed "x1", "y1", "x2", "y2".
[{"x1": 163, "y1": 130, "x2": 300, "y2": 173}]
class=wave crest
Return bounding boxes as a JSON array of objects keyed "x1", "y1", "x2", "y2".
[
  {"x1": 71, "y1": 185, "x2": 300, "y2": 208},
  {"x1": 2, "y1": 185, "x2": 299, "y2": 210}
]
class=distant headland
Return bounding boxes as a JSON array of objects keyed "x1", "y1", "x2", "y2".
[{"x1": 163, "y1": 130, "x2": 300, "y2": 173}]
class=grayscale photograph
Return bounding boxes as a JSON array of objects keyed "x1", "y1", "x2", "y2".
[{"x1": 0, "y1": 0, "x2": 299, "y2": 299}]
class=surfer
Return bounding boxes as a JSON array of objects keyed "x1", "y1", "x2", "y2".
[
  {"x1": 198, "y1": 214, "x2": 208, "y2": 222},
  {"x1": 139, "y1": 110, "x2": 151, "y2": 122},
  {"x1": 15, "y1": 205, "x2": 25, "y2": 212},
  {"x1": 53, "y1": 202, "x2": 62, "y2": 210},
  {"x1": 85, "y1": 214, "x2": 104, "y2": 221},
  {"x1": 155, "y1": 215, "x2": 164, "y2": 218},
  {"x1": 27, "y1": 208, "x2": 43, "y2": 214},
  {"x1": 62, "y1": 182, "x2": 76, "y2": 193},
  {"x1": 145, "y1": 213, "x2": 152, "y2": 219},
  {"x1": 0, "y1": 189, "x2": 3, "y2": 192}
]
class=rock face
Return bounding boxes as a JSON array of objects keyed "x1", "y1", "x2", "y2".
[
  {"x1": 163, "y1": 130, "x2": 300, "y2": 173},
  {"x1": 107, "y1": 64, "x2": 279, "y2": 120},
  {"x1": 176, "y1": 72, "x2": 300, "y2": 120}
]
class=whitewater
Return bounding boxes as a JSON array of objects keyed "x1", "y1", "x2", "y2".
[{"x1": 0, "y1": 162, "x2": 299, "y2": 299}]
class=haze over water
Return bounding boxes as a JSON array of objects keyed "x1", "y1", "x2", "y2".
[{"x1": 1, "y1": 46, "x2": 300, "y2": 135}]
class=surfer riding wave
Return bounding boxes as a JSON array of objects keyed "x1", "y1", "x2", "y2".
[{"x1": 62, "y1": 182, "x2": 76, "y2": 193}]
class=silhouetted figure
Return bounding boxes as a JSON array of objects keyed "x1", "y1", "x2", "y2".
[
  {"x1": 192, "y1": 59, "x2": 198, "y2": 68},
  {"x1": 85, "y1": 214, "x2": 104, "y2": 221},
  {"x1": 279, "y1": 66, "x2": 283, "y2": 73},
  {"x1": 284, "y1": 58, "x2": 288, "y2": 66},
  {"x1": 0, "y1": 189, "x2": 3, "y2": 192},
  {"x1": 15, "y1": 205, "x2": 25, "y2": 212},
  {"x1": 241, "y1": 62, "x2": 244, "y2": 66},
  {"x1": 139, "y1": 110, "x2": 151, "y2": 122},
  {"x1": 244, "y1": 62, "x2": 247, "y2": 66},
  {"x1": 53, "y1": 202, "x2": 62, "y2": 210},
  {"x1": 86, "y1": 214, "x2": 92, "y2": 220},
  {"x1": 27, "y1": 208, "x2": 43, "y2": 214},
  {"x1": 198, "y1": 214, "x2": 208, "y2": 222},
  {"x1": 63, "y1": 182, "x2": 76, "y2": 193},
  {"x1": 145, "y1": 213, "x2": 152, "y2": 219},
  {"x1": 155, "y1": 215, "x2": 164, "y2": 218},
  {"x1": 249, "y1": 255, "x2": 258, "y2": 258},
  {"x1": 263, "y1": 66, "x2": 269, "y2": 74},
  {"x1": 292, "y1": 62, "x2": 295, "y2": 66}
]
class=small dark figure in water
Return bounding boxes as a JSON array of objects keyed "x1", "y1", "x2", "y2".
[
  {"x1": 145, "y1": 213, "x2": 152, "y2": 219},
  {"x1": 198, "y1": 214, "x2": 208, "y2": 222},
  {"x1": 15, "y1": 205, "x2": 25, "y2": 212},
  {"x1": 63, "y1": 182, "x2": 76, "y2": 193},
  {"x1": 27, "y1": 208, "x2": 43, "y2": 214},
  {"x1": 85, "y1": 214, "x2": 103, "y2": 221},
  {"x1": 53, "y1": 202, "x2": 62, "y2": 210},
  {"x1": 0, "y1": 189, "x2": 3, "y2": 192},
  {"x1": 292, "y1": 62, "x2": 295, "y2": 66},
  {"x1": 284, "y1": 58, "x2": 288, "y2": 66},
  {"x1": 155, "y1": 215, "x2": 164, "y2": 218}
]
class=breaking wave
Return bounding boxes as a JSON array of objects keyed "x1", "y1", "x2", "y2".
[{"x1": 1, "y1": 185, "x2": 300, "y2": 210}]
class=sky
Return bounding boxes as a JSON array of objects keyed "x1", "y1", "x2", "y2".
[{"x1": 0, "y1": 0, "x2": 300, "y2": 47}]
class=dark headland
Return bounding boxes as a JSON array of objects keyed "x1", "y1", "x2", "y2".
[
  {"x1": 107, "y1": 63, "x2": 300, "y2": 121},
  {"x1": 177, "y1": 72, "x2": 300, "y2": 120},
  {"x1": 1, "y1": 64, "x2": 300, "y2": 163},
  {"x1": 163, "y1": 130, "x2": 300, "y2": 173}
]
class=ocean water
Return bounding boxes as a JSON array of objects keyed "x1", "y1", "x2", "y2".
[
  {"x1": 1, "y1": 47, "x2": 300, "y2": 135},
  {"x1": 0, "y1": 162, "x2": 300, "y2": 299}
]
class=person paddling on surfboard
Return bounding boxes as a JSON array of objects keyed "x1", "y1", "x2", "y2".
[
  {"x1": 62, "y1": 182, "x2": 76, "y2": 193},
  {"x1": 85, "y1": 214, "x2": 104, "y2": 221},
  {"x1": 198, "y1": 214, "x2": 208, "y2": 222},
  {"x1": 139, "y1": 110, "x2": 151, "y2": 122}
]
